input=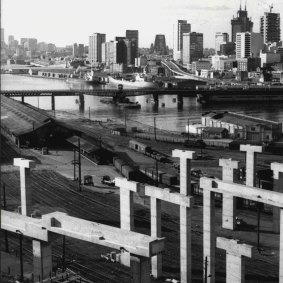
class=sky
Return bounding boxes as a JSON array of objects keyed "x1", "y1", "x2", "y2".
[{"x1": 1, "y1": 0, "x2": 283, "y2": 49}]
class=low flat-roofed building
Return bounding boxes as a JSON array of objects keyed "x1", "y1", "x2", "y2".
[
  {"x1": 202, "y1": 111, "x2": 282, "y2": 142},
  {"x1": 202, "y1": 127, "x2": 229, "y2": 139}
]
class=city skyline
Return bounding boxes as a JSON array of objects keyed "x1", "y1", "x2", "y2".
[{"x1": 1, "y1": 0, "x2": 283, "y2": 49}]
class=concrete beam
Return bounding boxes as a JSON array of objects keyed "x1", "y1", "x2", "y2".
[
  {"x1": 1, "y1": 210, "x2": 48, "y2": 241},
  {"x1": 172, "y1": 149, "x2": 195, "y2": 195},
  {"x1": 217, "y1": 237, "x2": 254, "y2": 283},
  {"x1": 115, "y1": 178, "x2": 143, "y2": 193},
  {"x1": 13, "y1": 158, "x2": 35, "y2": 216},
  {"x1": 219, "y1": 159, "x2": 239, "y2": 230},
  {"x1": 271, "y1": 163, "x2": 283, "y2": 233},
  {"x1": 145, "y1": 186, "x2": 193, "y2": 207},
  {"x1": 200, "y1": 177, "x2": 283, "y2": 207},
  {"x1": 240, "y1": 144, "x2": 262, "y2": 187}
]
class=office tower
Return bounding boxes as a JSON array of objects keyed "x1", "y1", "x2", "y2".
[
  {"x1": 177, "y1": 20, "x2": 191, "y2": 51},
  {"x1": 89, "y1": 33, "x2": 106, "y2": 64},
  {"x1": 38, "y1": 42, "x2": 48, "y2": 52},
  {"x1": 115, "y1": 37, "x2": 127, "y2": 64},
  {"x1": 154, "y1": 34, "x2": 167, "y2": 55},
  {"x1": 236, "y1": 32, "x2": 251, "y2": 59},
  {"x1": 73, "y1": 43, "x2": 78, "y2": 57},
  {"x1": 47, "y1": 43, "x2": 56, "y2": 53},
  {"x1": 8, "y1": 35, "x2": 14, "y2": 46},
  {"x1": 78, "y1": 44, "x2": 84, "y2": 57},
  {"x1": 215, "y1": 32, "x2": 229, "y2": 54},
  {"x1": 126, "y1": 30, "x2": 139, "y2": 57},
  {"x1": 20, "y1": 38, "x2": 28, "y2": 46},
  {"x1": 1, "y1": 28, "x2": 4, "y2": 42},
  {"x1": 260, "y1": 11, "x2": 281, "y2": 44},
  {"x1": 182, "y1": 32, "x2": 203, "y2": 64},
  {"x1": 220, "y1": 42, "x2": 236, "y2": 56},
  {"x1": 251, "y1": 33, "x2": 264, "y2": 57},
  {"x1": 102, "y1": 41, "x2": 117, "y2": 65},
  {"x1": 231, "y1": 5, "x2": 253, "y2": 42}
]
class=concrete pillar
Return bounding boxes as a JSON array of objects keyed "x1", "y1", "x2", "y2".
[
  {"x1": 32, "y1": 240, "x2": 52, "y2": 283},
  {"x1": 51, "y1": 94, "x2": 55, "y2": 111},
  {"x1": 130, "y1": 255, "x2": 151, "y2": 283},
  {"x1": 151, "y1": 197, "x2": 162, "y2": 278},
  {"x1": 21, "y1": 95, "x2": 24, "y2": 103},
  {"x1": 217, "y1": 237, "x2": 254, "y2": 283},
  {"x1": 271, "y1": 163, "x2": 283, "y2": 233},
  {"x1": 172, "y1": 150, "x2": 195, "y2": 195},
  {"x1": 203, "y1": 190, "x2": 216, "y2": 283},
  {"x1": 115, "y1": 178, "x2": 142, "y2": 267},
  {"x1": 240, "y1": 145, "x2": 262, "y2": 187},
  {"x1": 219, "y1": 159, "x2": 239, "y2": 230},
  {"x1": 153, "y1": 93, "x2": 159, "y2": 104},
  {"x1": 13, "y1": 158, "x2": 35, "y2": 216},
  {"x1": 280, "y1": 210, "x2": 283, "y2": 283},
  {"x1": 172, "y1": 150, "x2": 195, "y2": 283}
]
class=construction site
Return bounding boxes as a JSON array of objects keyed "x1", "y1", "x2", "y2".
[{"x1": 1, "y1": 96, "x2": 283, "y2": 283}]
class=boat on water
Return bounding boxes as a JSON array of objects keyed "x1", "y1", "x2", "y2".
[
  {"x1": 67, "y1": 69, "x2": 108, "y2": 85},
  {"x1": 108, "y1": 73, "x2": 158, "y2": 88},
  {"x1": 100, "y1": 97, "x2": 141, "y2": 109}
]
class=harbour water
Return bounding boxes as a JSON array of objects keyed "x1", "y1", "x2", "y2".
[{"x1": 2, "y1": 74, "x2": 283, "y2": 132}]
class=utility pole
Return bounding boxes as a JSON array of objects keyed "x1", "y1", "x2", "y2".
[
  {"x1": 154, "y1": 116, "x2": 157, "y2": 141},
  {"x1": 62, "y1": 236, "x2": 66, "y2": 272},
  {"x1": 78, "y1": 138, "x2": 82, "y2": 192},
  {"x1": 204, "y1": 256, "x2": 208, "y2": 283},
  {"x1": 3, "y1": 183, "x2": 9, "y2": 253},
  {"x1": 16, "y1": 230, "x2": 23, "y2": 283}
]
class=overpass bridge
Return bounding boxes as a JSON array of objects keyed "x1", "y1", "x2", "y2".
[{"x1": 161, "y1": 60, "x2": 209, "y2": 82}]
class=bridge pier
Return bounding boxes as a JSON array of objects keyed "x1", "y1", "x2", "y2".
[
  {"x1": 51, "y1": 95, "x2": 55, "y2": 111},
  {"x1": 79, "y1": 94, "x2": 85, "y2": 112},
  {"x1": 21, "y1": 95, "x2": 24, "y2": 103},
  {"x1": 153, "y1": 93, "x2": 159, "y2": 104}
]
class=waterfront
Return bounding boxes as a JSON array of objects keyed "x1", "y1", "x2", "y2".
[{"x1": 2, "y1": 74, "x2": 283, "y2": 132}]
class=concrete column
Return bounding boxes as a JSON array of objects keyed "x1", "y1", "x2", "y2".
[
  {"x1": 21, "y1": 95, "x2": 24, "y2": 103},
  {"x1": 280, "y1": 210, "x2": 283, "y2": 283},
  {"x1": 203, "y1": 190, "x2": 215, "y2": 283},
  {"x1": 153, "y1": 93, "x2": 159, "y2": 104},
  {"x1": 32, "y1": 240, "x2": 52, "y2": 283},
  {"x1": 172, "y1": 150, "x2": 195, "y2": 283},
  {"x1": 130, "y1": 255, "x2": 150, "y2": 283},
  {"x1": 13, "y1": 158, "x2": 35, "y2": 216},
  {"x1": 271, "y1": 163, "x2": 283, "y2": 233},
  {"x1": 115, "y1": 178, "x2": 141, "y2": 267},
  {"x1": 240, "y1": 145, "x2": 262, "y2": 187},
  {"x1": 151, "y1": 197, "x2": 162, "y2": 278},
  {"x1": 172, "y1": 150, "x2": 195, "y2": 195},
  {"x1": 219, "y1": 159, "x2": 239, "y2": 230},
  {"x1": 217, "y1": 237, "x2": 254, "y2": 283}
]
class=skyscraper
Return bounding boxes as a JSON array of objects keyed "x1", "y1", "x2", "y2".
[
  {"x1": 154, "y1": 34, "x2": 167, "y2": 55},
  {"x1": 260, "y1": 11, "x2": 281, "y2": 44},
  {"x1": 215, "y1": 33, "x2": 229, "y2": 54},
  {"x1": 236, "y1": 32, "x2": 251, "y2": 59},
  {"x1": 89, "y1": 33, "x2": 106, "y2": 65},
  {"x1": 231, "y1": 5, "x2": 253, "y2": 42},
  {"x1": 182, "y1": 32, "x2": 203, "y2": 64},
  {"x1": 177, "y1": 20, "x2": 191, "y2": 51},
  {"x1": 73, "y1": 43, "x2": 78, "y2": 57},
  {"x1": 126, "y1": 30, "x2": 139, "y2": 58}
]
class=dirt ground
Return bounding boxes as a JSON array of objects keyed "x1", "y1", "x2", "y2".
[{"x1": 1, "y1": 124, "x2": 283, "y2": 282}]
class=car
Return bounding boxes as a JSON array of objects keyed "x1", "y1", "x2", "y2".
[{"x1": 101, "y1": 175, "x2": 115, "y2": 186}]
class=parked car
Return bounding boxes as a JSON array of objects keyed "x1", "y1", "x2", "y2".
[{"x1": 101, "y1": 175, "x2": 115, "y2": 186}]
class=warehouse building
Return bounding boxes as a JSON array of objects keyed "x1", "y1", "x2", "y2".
[{"x1": 202, "y1": 111, "x2": 282, "y2": 143}]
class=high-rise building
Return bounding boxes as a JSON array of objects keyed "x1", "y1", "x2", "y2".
[
  {"x1": 154, "y1": 34, "x2": 167, "y2": 55},
  {"x1": 115, "y1": 37, "x2": 127, "y2": 65},
  {"x1": 231, "y1": 5, "x2": 253, "y2": 42},
  {"x1": 78, "y1": 44, "x2": 84, "y2": 57},
  {"x1": 182, "y1": 32, "x2": 203, "y2": 64},
  {"x1": 20, "y1": 38, "x2": 28, "y2": 46},
  {"x1": 177, "y1": 20, "x2": 191, "y2": 51},
  {"x1": 47, "y1": 43, "x2": 56, "y2": 53},
  {"x1": 89, "y1": 33, "x2": 106, "y2": 65},
  {"x1": 251, "y1": 33, "x2": 264, "y2": 57},
  {"x1": 73, "y1": 43, "x2": 78, "y2": 57},
  {"x1": 220, "y1": 42, "x2": 236, "y2": 56},
  {"x1": 102, "y1": 41, "x2": 117, "y2": 65},
  {"x1": 8, "y1": 35, "x2": 14, "y2": 46},
  {"x1": 260, "y1": 11, "x2": 281, "y2": 44},
  {"x1": 38, "y1": 42, "x2": 48, "y2": 52},
  {"x1": 126, "y1": 30, "x2": 139, "y2": 57},
  {"x1": 1, "y1": 28, "x2": 4, "y2": 42},
  {"x1": 236, "y1": 32, "x2": 251, "y2": 59},
  {"x1": 215, "y1": 32, "x2": 229, "y2": 54}
]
